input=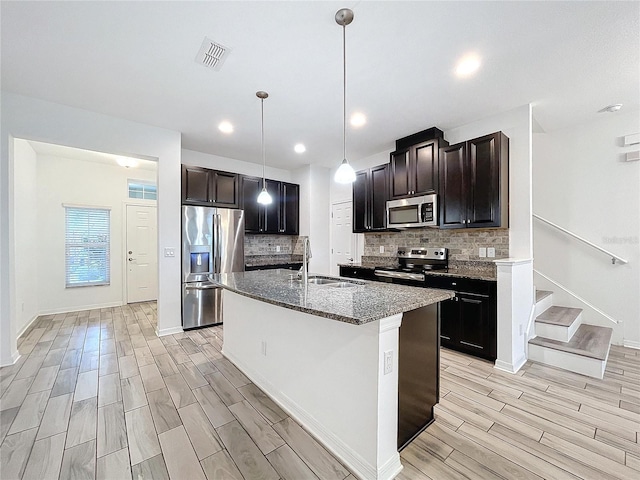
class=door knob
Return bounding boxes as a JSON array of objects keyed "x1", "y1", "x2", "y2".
[
  {"x1": 128, "y1": 251, "x2": 133, "y2": 254},
  {"x1": 128, "y1": 258, "x2": 134, "y2": 262}
]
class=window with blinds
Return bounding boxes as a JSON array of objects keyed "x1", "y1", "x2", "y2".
[{"x1": 65, "y1": 206, "x2": 111, "y2": 287}]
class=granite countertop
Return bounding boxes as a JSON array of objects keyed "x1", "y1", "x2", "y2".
[{"x1": 212, "y1": 269, "x2": 454, "y2": 325}]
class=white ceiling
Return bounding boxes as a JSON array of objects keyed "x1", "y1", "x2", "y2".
[{"x1": 2, "y1": 1, "x2": 638, "y2": 170}]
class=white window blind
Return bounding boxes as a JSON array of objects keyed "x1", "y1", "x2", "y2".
[{"x1": 65, "y1": 206, "x2": 111, "y2": 287}]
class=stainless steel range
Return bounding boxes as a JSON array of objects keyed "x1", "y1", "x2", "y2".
[{"x1": 374, "y1": 247, "x2": 448, "y2": 284}]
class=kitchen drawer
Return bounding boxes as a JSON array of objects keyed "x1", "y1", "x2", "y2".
[{"x1": 424, "y1": 275, "x2": 494, "y2": 295}]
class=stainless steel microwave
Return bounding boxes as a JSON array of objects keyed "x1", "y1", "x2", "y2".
[{"x1": 386, "y1": 194, "x2": 438, "y2": 228}]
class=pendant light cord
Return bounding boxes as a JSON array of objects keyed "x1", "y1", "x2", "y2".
[
  {"x1": 261, "y1": 97, "x2": 266, "y2": 189},
  {"x1": 342, "y1": 23, "x2": 347, "y2": 162}
]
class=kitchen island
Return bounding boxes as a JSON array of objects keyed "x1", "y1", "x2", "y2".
[{"x1": 213, "y1": 269, "x2": 453, "y2": 480}]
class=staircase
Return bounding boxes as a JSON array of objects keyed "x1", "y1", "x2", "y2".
[{"x1": 528, "y1": 290, "x2": 613, "y2": 379}]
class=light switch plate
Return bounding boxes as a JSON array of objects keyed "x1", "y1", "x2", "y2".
[
  {"x1": 384, "y1": 350, "x2": 393, "y2": 375},
  {"x1": 487, "y1": 247, "x2": 495, "y2": 258},
  {"x1": 164, "y1": 247, "x2": 175, "y2": 258},
  {"x1": 479, "y1": 247, "x2": 487, "y2": 258},
  {"x1": 379, "y1": 246, "x2": 385, "y2": 254},
  {"x1": 276, "y1": 246, "x2": 281, "y2": 252}
]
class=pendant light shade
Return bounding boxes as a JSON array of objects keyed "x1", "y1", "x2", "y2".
[
  {"x1": 333, "y1": 8, "x2": 356, "y2": 184},
  {"x1": 256, "y1": 91, "x2": 273, "y2": 205}
]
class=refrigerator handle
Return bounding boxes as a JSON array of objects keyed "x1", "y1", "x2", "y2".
[{"x1": 216, "y1": 214, "x2": 222, "y2": 274}]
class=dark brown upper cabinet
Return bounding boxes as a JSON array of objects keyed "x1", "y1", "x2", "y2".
[
  {"x1": 390, "y1": 138, "x2": 447, "y2": 199},
  {"x1": 240, "y1": 176, "x2": 299, "y2": 235},
  {"x1": 353, "y1": 164, "x2": 389, "y2": 233},
  {"x1": 439, "y1": 132, "x2": 509, "y2": 229},
  {"x1": 181, "y1": 165, "x2": 239, "y2": 207}
]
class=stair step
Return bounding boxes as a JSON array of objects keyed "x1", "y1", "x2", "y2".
[
  {"x1": 535, "y1": 290, "x2": 553, "y2": 303},
  {"x1": 529, "y1": 324, "x2": 613, "y2": 361},
  {"x1": 536, "y1": 306, "x2": 582, "y2": 328}
]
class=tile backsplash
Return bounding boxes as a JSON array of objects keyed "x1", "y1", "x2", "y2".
[
  {"x1": 244, "y1": 234, "x2": 297, "y2": 255},
  {"x1": 363, "y1": 228, "x2": 509, "y2": 261}
]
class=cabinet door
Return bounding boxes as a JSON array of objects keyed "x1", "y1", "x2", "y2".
[
  {"x1": 390, "y1": 149, "x2": 411, "y2": 198},
  {"x1": 262, "y1": 179, "x2": 281, "y2": 234},
  {"x1": 352, "y1": 170, "x2": 369, "y2": 232},
  {"x1": 182, "y1": 166, "x2": 212, "y2": 204},
  {"x1": 413, "y1": 140, "x2": 438, "y2": 195},
  {"x1": 457, "y1": 293, "x2": 493, "y2": 358},
  {"x1": 213, "y1": 171, "x2": 238, "y2": 207},
  {"x1": 438, "y1": 298, "x2": 458, "y2": 349},
  {"x1": 439, "y1": 143, "x2": 467, "y2": 229},
  {"x1": 467, "y1": 133, "x2": 500, "y2": 227},
  {"x1": 370, "y1": 164, "x2": 389, "y2": 230},
  {"x1": 280, "y1": 182, "x2": 299, "y2": 235},
  {"x1": 241, "y1": 176, "x2": 263, "y2": 233}
]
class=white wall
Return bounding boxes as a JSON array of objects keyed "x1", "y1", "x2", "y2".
[
  {"x1": 12, "y1": 139, "x2": 39, "y2": 336},
  {"x1": 1, "y1": 92, "x2": 182, "y2": 366},
  {"x1": 533, "y1": 110, "x2": 640, "y2": 346},
  {"x1": 32, "y1": 153, "x2": 156, "y2": 314}
]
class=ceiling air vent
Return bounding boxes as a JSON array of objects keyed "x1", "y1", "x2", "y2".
[{"x1": 195, "y1": 37, "x2": 230, "y2": 71}]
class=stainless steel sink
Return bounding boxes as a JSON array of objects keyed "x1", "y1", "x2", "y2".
[
  {"x1": 307, "y1": 277, "x2": 339, "y2": 285},
  {"x1": 326, "y1": 282, "x2": 358, "y2": 288}
]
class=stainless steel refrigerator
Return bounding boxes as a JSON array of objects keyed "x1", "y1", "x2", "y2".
[{"x1": 182, "y1": 206, "x2": 244, "y2": 329}]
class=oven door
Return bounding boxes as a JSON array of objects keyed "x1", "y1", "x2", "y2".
[{"x1": 374, "y1": 269, "x2": 425, "y2": 287}]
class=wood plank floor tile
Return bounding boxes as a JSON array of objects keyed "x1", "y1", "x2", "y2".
[
  {"x1": 266, "y1": 444, "x2": 320, "y2": 480},
  {"x1": 78, "y1": 351, "x2": 99, "y2": 373},
  {"x1": 0, "y1": 406, "x2": 19, "y2": 444},
  {"x1": 164, "y1": 372, "x2": 197, "y2": 409},
  {"x1": 229, "y1": 399, "x2": 285, "y2": 455},
  {"x1": 147, "y1": 388, "x2": 182, "y2": 434},
  {"x1": 189, "y1": 352, "x2": 218, "y2": 376},
  {"x1": 193, "y1": 385, "x2": 235, "y2": 428},
  {"x1": 51, "y1": 367, "x2": 79, "y2": 397},
  {"x1": 401, "y1": 441, "x2": 468, "y2": 480},
  {"x1": 131, "y1": 453, "x2": 170, "y2": 480},
  {"x1": 41, "y1": 348, "x2": 66, "y2": 368},
  {"x1": 22, "y1": 431, "x2": 66, "y2": 480},
  {"x1": 96, "y1": 447, "x2": 132, "y2": 480},
  {"x1": 59, "y1": 439, "x2": 96, "y2": 480},
  {"x1": 443, "y1": 449, "x2": 506, "y2": 480},
  {"x1": 99, "y1": 353, "x2": 119, "y2": 377},
  {"x1": 125, "y1": 405, "x2": 161, "y2": 465},
  {"x1": 60, "y1": 349, "x2": 82, "y2": 371},
  {"x1": 0, "y1": 427, "x2": 38, "y2": 480},
  {"x1": 74, "y1": 369, "x2": 98, "y2": 402},
  {"x1": 8, "y1": 389, "x2": 50, "y2": 435},
  {"x1": 118, "y1": 355, "x2": 139, "y2": 379},
  {"x1": 98, "y1": 372, "x2": 122, "y2": 407},
  {"x1": 200, "y1": 449, "x2": 243, "y2": 480},
  {"x1": 121, "y1": 374, "x2": 148, "y2": 412},
  {"x1": 154, "y1": 353, "x2": 180, "y2": 377},
  {"x1": 396, "y1": 460, "x2": 432, "y2": 480},
  {"x1": 66, "y1": 396, "x2": 98, "y2": 448},
  {"x1": 237, "y1": 383, "x2": 287, "y2": 424},
  {"x1": 205, "y1": 371, "x2": 244, "y2": 406},
  {"x1": 1, "y1": 377, "x2": 35, "y2": 411},
  {"x1": 158, "y1": 425, "x2": 207, "y2": 480},
  {"x1": 410, "y1": 430, "x2": 454, "y2": 462},
  {"x1": 177, "y1": 402, "x2": 223, "y2": 460},
  {"x1": 272, "y1": 417, "x2": 349, "y2": 480},
  {"x1": 28, "y1": 365, "x2": 60, "y2": 393},
  {"x1": 217, "y1": 420, "x2": 280, "y2": 480},
  {"x1": 36, "y1": 392, "x2": 73, "y2": 440},
  {"x1": 15, "y1": 356, "x2": 45, "y2": 380},
  {"x1": 139, "y1": 363, "x2": 166, "y2": 393},
  {"x1": 178, "y1": 361, "x2": 209, "y2": 389},
  {"x1": 214, "y1": 358, "x2": 250, "y2": 388},
  {"x1": 97, "y1": 401, "x2": 128, "y2": 458}
]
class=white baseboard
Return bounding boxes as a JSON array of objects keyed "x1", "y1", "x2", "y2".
[
  {"x1": 0, "y1": 350, "x2": 21, "y2": 367},
  {"x1": 156, "y1": 326, "x2": 183, "y2": 337},
  {"x1": 38, "y1": 301, "x2": 124, "y2": 316},
  {"x1": 623, "y1": 339, "x2": 640, "y2": 350},
  {"x1": 494, "y1": 354, "x2": 527, "y2": 374},
  {"x1": 224, "y1": 350, "x2": 400, "y2": 480},
  {"x1": 528, "y1": 343, "x2": 606, "y2": 379},
  {"x1": 16, "y1": 313, "x2": 40, "y2": 339}
]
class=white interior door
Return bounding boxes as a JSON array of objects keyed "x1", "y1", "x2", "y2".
[
  {"x1": 331, "y1": 201, "x2": 355, "y2": 275},
  {"x1": 126, "y1": 204, "x2": 158, "y2": 303}
]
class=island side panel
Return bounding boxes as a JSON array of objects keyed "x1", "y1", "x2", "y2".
[{"x1": 222, "y1": 290, "x2": 403, "y2": 480}]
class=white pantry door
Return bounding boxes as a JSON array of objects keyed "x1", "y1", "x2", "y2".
[
  {"x1": 126, "y1": 205, "x2": 158, "y2": 303},
  {"x1": 331, "y1": 201, "x2": 355, "y2": 275}
]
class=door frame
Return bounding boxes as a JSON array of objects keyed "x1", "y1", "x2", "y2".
[
  {"x1": 330, "y1": 200, "x2": 363, "y2": 276},
  {"x1": 122, "y1": 199, "x2": 158, "y2": 304}
]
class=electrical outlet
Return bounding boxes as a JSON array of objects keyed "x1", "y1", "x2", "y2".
[
  {"x1": 276, "y1": 246, "x2": 281, "y2": 252},
  {"x1": 261, "y1": 341, "x2": 267, "y2": 356},
  {"x1": 164, "y1": 247, "x2": 175, "y2": 257},
  {"x1": 479, "y1": 247, "x2": 487, "y2": 258},
  {"x1": 487, "y1": 247, "x2": 495, "y2": 258},
  {"x1": 379, "y1": 246, "x2": 385, "y2": 254},
  {"x1": 384, "y1": 350, "x2": 393, "y2": 375}
]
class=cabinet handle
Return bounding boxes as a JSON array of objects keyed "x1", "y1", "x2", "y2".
[
  {"x1": 451, "y1": 282, "x2": 457, "y2": 286},
  {"x1": 460, "y1": 341, "x2": 483, "y2": 349}
]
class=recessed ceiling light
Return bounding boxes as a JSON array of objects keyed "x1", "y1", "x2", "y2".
[
  {"x1": 350, "y1": 112, "x2": 367, "y2": 127},
  {"x1": 599, "y1": 104, "x2": 622, "y2": 113},
  {"x1": 294, "y1": 143, "x2": 306, "y2": 154},
  {"x1": 455, "y1": 54, "x2": 481, "y2": 77},
  {"x1": 218, "y1": 121, "x2": 234, "y2": 134}
]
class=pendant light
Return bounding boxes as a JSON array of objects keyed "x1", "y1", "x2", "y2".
[
  {"x1": 256, "y1": 91, "x2": 273, "y2": 205},
  {"x1": 334, "y1": 8, "x2": 356, "y2": 184}
]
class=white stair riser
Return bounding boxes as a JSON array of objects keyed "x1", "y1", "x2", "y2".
[
  {"x1": 534, "y1": 294, "x2": 554, "y2": 318},
  {"x1": 528, "y1": 343, "x2": 607, "y2": 379},
  {"x1": 535, "y1": 312, "x2": 582, "y2": 342}
]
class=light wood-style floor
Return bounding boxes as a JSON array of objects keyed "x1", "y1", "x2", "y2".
[{"x1": 0, "y1": 302, "x2": 638, "y2": 480}]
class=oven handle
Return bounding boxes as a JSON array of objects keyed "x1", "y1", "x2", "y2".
[{"x1": 374, "y1": 270, "x2": 425, "y2": 282}]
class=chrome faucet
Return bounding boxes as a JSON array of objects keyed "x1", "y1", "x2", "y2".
[{"x1": 298, "y1": 237, "x2": 312, "y2": 284}]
